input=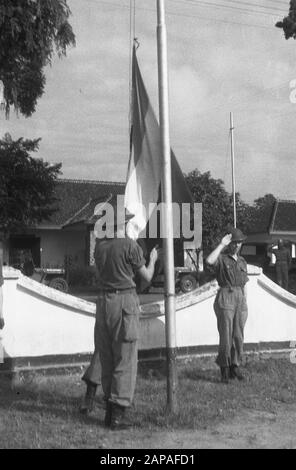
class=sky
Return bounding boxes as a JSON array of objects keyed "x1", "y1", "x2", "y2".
[{"x1": 2, "y1": 0, "x2": 296, "y2": 204}]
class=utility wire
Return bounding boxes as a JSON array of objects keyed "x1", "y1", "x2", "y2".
[
  {"x1": 169, "y1": 0, "x2": 285, "y2": 17},
  {"x1": 204, "y1": 81, "x2": 291, "y2": 115},
  {"x1": 88, "y1": 0, "x2": 274, "y2": 30},
  {"x1": 172, "y1": 0, "x2": 286, "y2": 14},
  {"x1": 238, "y1": 107, "x2": 296, "y2": 128},
  {"x1": 225, "y1": 0, "x2": 286, "y2": 12},
  {"x1": 212, "y1": 0, "x2": 286, "y2": 12}
]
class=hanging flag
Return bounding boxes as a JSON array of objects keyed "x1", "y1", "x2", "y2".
[{"x1": 124, "y1": 45, "x2": 193, "y2": 240}]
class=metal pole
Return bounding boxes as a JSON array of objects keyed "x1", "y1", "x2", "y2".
[
  {"x1": 230, "y1": 112, "x2": 237, "y2": 228},
  {"x1": 156, "y1": 0, "x2": 177, "y2": 413}
]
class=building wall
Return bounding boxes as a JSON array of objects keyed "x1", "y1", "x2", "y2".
[
  {"x1": 33, "y1": 229, "x2": 86, "y2": 268},
  {"x1": 3, "y1": 228, "x2": 88, "y2": 269}
]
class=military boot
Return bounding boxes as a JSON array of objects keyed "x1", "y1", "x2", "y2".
[
  {"x1": 110, "y1": 403, "x2": 132, "y2": 430},
  {"x1": 220, "y1": 366, "x2": 229, "y2": 384},
  {"x1": 79, "y1": 382, "x2": 97, "y2": 415},
  {"x1": 104, "y1": 401, "x2": 112, "y2": 427},
  {"x1": 230, "y1": 365, "x2": 244, "y2": 381}
]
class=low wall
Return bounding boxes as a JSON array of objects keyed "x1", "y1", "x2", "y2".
[
  {"x1": 1, "y1": 265, "x2": 296, "y2": 370},
  {"x1": 1, "y1": 268, "x2": 95, "y2": 368}
]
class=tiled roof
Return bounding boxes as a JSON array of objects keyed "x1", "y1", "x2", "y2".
[
  {"x1": 40, "y1": 179, "x2": 125, "y2": 227},
  {"x1": 270, "y1": 199, "x2": 296, "y2": 232},
  {"x1": 64, "y1": 193, "x2": 120, "y2": 226},
  {"x1": 247, "y1": 199, "x2": 296, "y2": 236}
]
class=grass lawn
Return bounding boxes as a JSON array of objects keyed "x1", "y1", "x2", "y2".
[{"x1": 0, "y1": 356, "x2": 296, "y2": 448}]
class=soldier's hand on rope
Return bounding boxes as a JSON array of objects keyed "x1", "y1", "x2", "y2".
[{"x1": 150, "y1": 246, "x2": 159, "y2": 264}]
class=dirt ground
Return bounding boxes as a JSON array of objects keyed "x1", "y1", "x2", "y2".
[{"x1": 102, "y1": 402, "x2": 296, "y2": 449}]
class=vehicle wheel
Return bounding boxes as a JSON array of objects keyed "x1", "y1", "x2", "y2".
[
  {"x1": 49, "y1": 277, "x2": 69, "y2": 293},
  {"x1": 179, "y1": 274, "x2": 198, "y2": 293}
]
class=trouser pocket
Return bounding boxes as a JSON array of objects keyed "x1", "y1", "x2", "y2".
[
  {"x1": 215, "y1": 289, "x2": 235, "y2": 310},
  {"x1": 121, "y1": 294, "x2": 139, "y2": 342}
]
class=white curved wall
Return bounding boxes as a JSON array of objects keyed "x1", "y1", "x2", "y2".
[
  {"x1": 1, "y1": 268, "x2": 95, "y2": 359},
  {"x1": 138, "y1": 265, "x2": 296, "y2": 351},
  {"x1": 1, "y1": 265, "x2": 296, "y2": 366}
]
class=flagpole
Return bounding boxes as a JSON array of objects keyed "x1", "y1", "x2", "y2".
[
  {"x1": 230, "y1": 112, "x2": 237, "y2": 228},
  {"x1": 156, "y1": 0, "x2": 177, "y2": 413}
]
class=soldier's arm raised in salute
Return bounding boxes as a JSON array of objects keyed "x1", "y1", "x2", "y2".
[{"x1": 206, "y1": 234, "x2": 232, "y2": 266}]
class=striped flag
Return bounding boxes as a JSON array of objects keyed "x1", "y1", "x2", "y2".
[{"x1": 125, "y1": 45, "x2": 193, "y2": 240}]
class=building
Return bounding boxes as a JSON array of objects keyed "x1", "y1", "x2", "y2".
[
  {"x1": 242, "y1": 199, "x2": 296, "y2": 268},
  {"x1": 3, "y1": 179, "x2": 125, "y2": 269}
]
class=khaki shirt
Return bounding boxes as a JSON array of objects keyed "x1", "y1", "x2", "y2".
[
  {"x1": 214, "y1": 254, "x2": 248, "y2": 288},
  {"x1": 94, "y1": 237, "x2": 145, "y2": 290}
]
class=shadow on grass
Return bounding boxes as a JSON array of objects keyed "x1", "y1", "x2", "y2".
[
  {"x1": 180, "y1": 368, "x2": 221, "y2": 384},
  {"x1": 0, "y1": 373, "x2": 106, "y2": 426},
  {"x1": 138, "y1": 360, "x2": 221, "y2": 384},
  {"x1": 138, "y1": 360, "x2": 167, "y2": 380}
]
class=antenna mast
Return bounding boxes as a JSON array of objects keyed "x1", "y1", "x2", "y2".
[{"x1": 230, "y1": 112, "x2": 237, "y2": 228}]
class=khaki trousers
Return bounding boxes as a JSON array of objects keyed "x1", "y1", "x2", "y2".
[
  {"x1": 214, "y1": 287, "x2": 248, "y2": 367},
  {"x1": 82, "y1": 290, "x2": 140, "y2": 408},
  {"x1": 276, "y1": 263, "x2": 289, "y2": 290}
]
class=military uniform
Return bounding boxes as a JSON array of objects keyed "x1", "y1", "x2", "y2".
[
  {"x1": 272, "y1": 246, "x2": 291, "y2": 290},
  {"x1": 213, "y1": 254, "x2": 248, "y2": 368},
  {"x1": 82, "y1": 236, "x2": 145, "y2": 409}
]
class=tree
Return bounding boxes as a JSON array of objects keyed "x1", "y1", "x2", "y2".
[
  {"x1": 275, "y1": 0, "x2": 296, "y2": 40},
  {"x1": 0, "y1": 0, "x2": 75, "y2": 117},
  {"x1": 185, "y1": 170, "x2": 277, "y2": 255},
  {"x1": 0, "y1": 133, "x2": 62, "y2": 233},
  {"x1": 243, "y1": 194, "x2": 276, "y2": 234},
  {"x1": 253, "y1": 194, "x2": 276, "y2": 211},
  {"x1": 185, "y1": 169, "x2": 251, "y2": 254}
]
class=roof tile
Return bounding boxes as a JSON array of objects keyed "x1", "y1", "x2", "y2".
[
  {"x1": 40, "y1": 179, "x2": 125, "y2": 227},
  {"x1": 272, "y1": 200, "x2": 296, "y2": 232}
]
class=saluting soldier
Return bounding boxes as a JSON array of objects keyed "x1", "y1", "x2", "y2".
[{"x1": 206, "y1": 227, "x2": 248, "y2": 383}]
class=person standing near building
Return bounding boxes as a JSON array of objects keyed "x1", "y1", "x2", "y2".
[
  {"x1": 206, "y1": 228, "x2": 248, "y2": 384},
  {"x1": 272, "y1": 239, "x2": 291, "y2": 290},
  {"x1": 80, "y1": 210, "x2": 159, "y2": 429}
]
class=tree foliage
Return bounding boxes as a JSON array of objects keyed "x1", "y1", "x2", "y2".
[
  {"x1": 243, "y1": 193, "x2": 276, "y2": 234},
  {"x1": 0, "y1": 133, "x2": 62, "y2": 233},
  {"x1": 253, "y1": 194, "x2": 276, "y2": 211},
  {"x1": 184, "y1": 169, "x2": 274, "y2": 254},
  {"x1": 0, "y1": 0, "x2": 75, "y2": 117},
  {"x1": 185, "y1": 169, "x2": 251, "y2": 254},
  {"x1": 275, "y1": 0, "x2": 296, "y2": 40}
]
